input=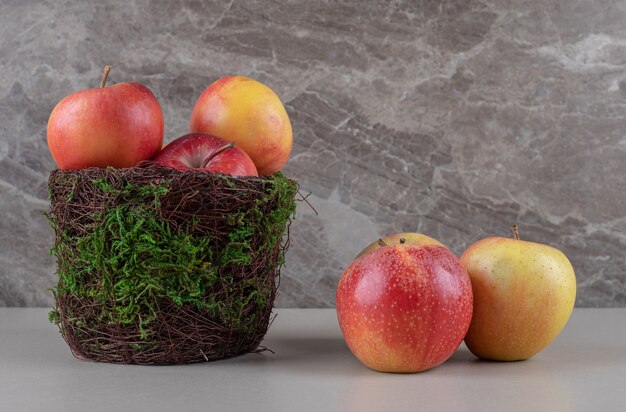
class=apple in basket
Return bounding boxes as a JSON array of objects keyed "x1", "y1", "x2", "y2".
[
  {"x1": 153, "y1": 133, "x2": 258, "y2": 177},
  {"x1": 47, "y1": 65, "x2": 163, "y2": 169},
  {"x1": 189, "y1": 76, "x2": 292, "y2": 176}
]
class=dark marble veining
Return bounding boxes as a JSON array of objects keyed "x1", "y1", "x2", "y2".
[{"x1": 1, "y1": 0, "x2": 625, "y2": 307}]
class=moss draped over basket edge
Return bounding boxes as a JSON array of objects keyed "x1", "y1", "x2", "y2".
[{"x1": 45, "y1": 164, "x2": 297, "y2": 364}]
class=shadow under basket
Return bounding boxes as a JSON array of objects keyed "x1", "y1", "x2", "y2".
[{"x1": 46, "y1": 164, "x2": 297, "y2": 365}]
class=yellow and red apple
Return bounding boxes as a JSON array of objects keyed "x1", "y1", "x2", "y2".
[
  {"x1": 460, "y1": 225, "x2": 577, "y2": 361},
  {"x1": 336, "y1": 233, "x2": 473, "y2": 373},
  {"x1": 356, "y1": 232, "x2": 445, "y2": 258},
  {"x1": 153, "y1": 133, "x2": 258, "y2": 177},
  {"x1": 190, "y1": 76, "x2": 292, "y2": 176},
  {"x1": 47, "y1": 66, "x2": 163, "y2": 169}
]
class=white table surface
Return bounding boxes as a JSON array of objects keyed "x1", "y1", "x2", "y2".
[{"x1": 1, "y1": 308, "x2": 625, "y2": 412}]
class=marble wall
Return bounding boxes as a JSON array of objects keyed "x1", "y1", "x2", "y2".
[{"x1": 1, "y1": 0, "x2": 625, "y2": 307}]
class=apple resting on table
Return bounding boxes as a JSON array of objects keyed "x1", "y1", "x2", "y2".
[
  {"x1": 336, "y1": 233, "x2": 473, "y2": 373},
  {"x1": 190, "y1": 76, "x2": 292, "y2": 176},
  {"x1": 460, "y1": 225, "x2": 577, "y2": 361},
  {"x1": 153, "y1": 133, "x2": 258, "y2": 177},
  {"x1": 47, "y1": 65, "x2": 163, "y2": 169}
]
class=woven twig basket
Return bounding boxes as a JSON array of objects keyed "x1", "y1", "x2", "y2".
[{"x1": 46, "y1": 163, "x2": 297, "y2": 365}]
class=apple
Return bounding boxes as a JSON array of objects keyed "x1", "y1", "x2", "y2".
[
  {"x1": 47, "y1": 65, "x2": 163, "y2": 169},
  {"x1": 336, "y1": 235, "x2": 473, "y2": 373},
  {"x1": 460, "y1": 225, "x2": 577, "y2": 361},
  {"x1": 356, "y1": 232, "x2": 445, "y2": 258},
  {"x1": 189, "y1": 76, "x2": 292, "y2": 176},
  {"x1": 153, "y1": 133, "x2": 258, "y2": 177}
]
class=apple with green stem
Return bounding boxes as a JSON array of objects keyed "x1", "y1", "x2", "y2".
[{"x1": 460, "y1": 224, "x2": 577, "y2": 361}]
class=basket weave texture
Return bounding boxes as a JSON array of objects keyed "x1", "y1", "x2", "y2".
[{"x1": 46, "y1": 163, "x2": 297, "y2": 365}]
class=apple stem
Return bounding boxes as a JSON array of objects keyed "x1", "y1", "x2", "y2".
[
  {"x1": 512, "y1": 224, "x2": 520, "y2": 240},
  {"x1": 201, "y1": 142, "x2": 236, "y2": 168},
  {"x1": 100, "y1": 65, "x2": 112, "y2": 88},
  {"x1": 377, "y1": 239, "x2": 387, "y2": 247},
  {"x1": 399, "y1": 238, "x2": 406, "y2": 244}
]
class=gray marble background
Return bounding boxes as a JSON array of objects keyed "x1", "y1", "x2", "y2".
[{"x1": 1, "y1": 0, "x2": 625, "y2": 307}]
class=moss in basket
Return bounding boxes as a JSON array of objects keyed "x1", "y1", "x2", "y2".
[
  {"x1": 221, "y1": 173, "x2": 297, "y2": 267},
  {"x1": 48, "y1": 171, "x2": 297, "y2": 341}
]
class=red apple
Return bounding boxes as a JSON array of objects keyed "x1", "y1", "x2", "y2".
[
  {"x1": 336, "y1": 238, "x2": 473, "y2": 373},
  {"x1": 47, "y1": 65, "x2": 164, "y2": 169},
  {"x1": 153, "y1": 133, "x2": 258, "y2": 177}
]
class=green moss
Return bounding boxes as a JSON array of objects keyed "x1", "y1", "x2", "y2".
[
  {"x1": 221, "y1": 173, "x2": 297, "y2": 267},
  {"x1": 48, "y1": 172, "x2": 297, "y2": 342}
]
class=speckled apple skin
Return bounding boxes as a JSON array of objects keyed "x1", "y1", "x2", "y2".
[
  {"x1": 153, "y1": 133, "x2": 258, "y2": 177},
  {"x1": 356, "y1": 232, "x2": 445, "y2": 259},
  {"x1": 47, "y1": 82, "x2": 163, "y2": 169},
  {"x1": 190, "y1": 76, "x2": 292, "y2": 176},
  {"x1": 336, "y1": 244, "x2": 473, "y2": 373},
  {"x1": 460, "y1": 237, "x2": 577, "y2": 361}
]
